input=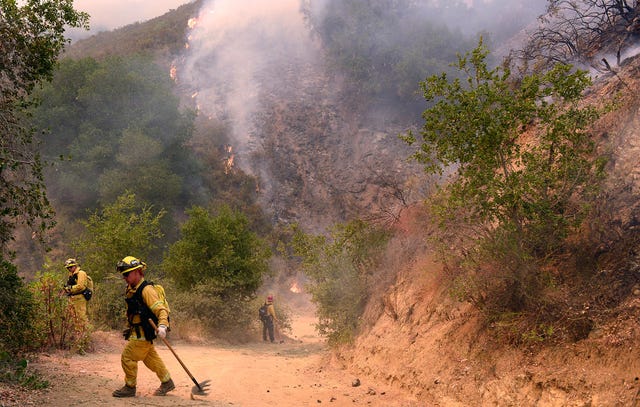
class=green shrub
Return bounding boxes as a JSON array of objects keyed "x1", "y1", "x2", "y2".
[
  {"x1": 404, "y1": 39, "x2": 604, "y2": 331},
  {"x1": 29, "y1": 271, "x2": 91, "y2": 352},
  {"x1": 0, "y1": 259, "x2": 38, "y2": 355},
  {"x1": 0, "y1": 259, "x2": 50, "y2": 388},
  {"x1": 170, "y1": 285, "x2": 294, "y2": 343},
  {"x1": 89, "y1": 275, "x2": 127, "y2": 330},
  {"x1": 163, "y1": 205, "x2": 271, "y2": 294},
  {"x1": 291, "y1": 220, "x2": 390, "y2": 346}
]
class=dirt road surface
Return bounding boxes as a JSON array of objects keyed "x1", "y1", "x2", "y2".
[{"x1": 6, "y1": 312, "x2": 420, "y2": 407}]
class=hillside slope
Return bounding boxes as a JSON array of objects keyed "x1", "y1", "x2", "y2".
[
  {"x1": 63, "y1": 0, "x2": 425, "y2": 234},
  {"x1": 336, "y1": 55, "x2": 640, "y2": 405},
  {"x1": 63, "y1": 0, "x2": 202, "y2": 64}
]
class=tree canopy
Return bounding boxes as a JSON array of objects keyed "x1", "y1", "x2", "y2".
[
  {"x1": 162, "y1": 206, "x2": 271, "y2": 296},
  {"x1": 31, "y1": 55, "x2": 198, "y2": 214},
  {"x1": 72, "y1": 192, "x2": 165, "y2": 282},
  {"x1": 0, "y1": 0, "x2": 88, "y2": 254}
]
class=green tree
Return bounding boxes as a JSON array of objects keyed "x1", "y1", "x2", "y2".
[
  {"x1": 163, "y1": 206, "x2": 271, "y2": 295},
  {"x1": 31, "y1": 55, "x2": 197, "y2": 214},
  {"x1": 0, "y1": 0, "x2": 88, "y2": 254},
  {"x1": 72, "y1": 192, "x2": 165, "y2": 282},
  {"x1": 70, "y1": 192, "x2": 165, "y2": 329},
  {"x1": 98, "y1": 128, "x2": 183, "y2": 204},
  {"x1": 402, "y1": 39, "x2": 604, "y2": 312},
  {"x1": 162, "y1": 205, "x2": 271, "y2": 338}
]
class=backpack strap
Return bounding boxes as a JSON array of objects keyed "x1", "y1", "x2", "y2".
[{"x1": 125, "y1": 281, "x2": 159, "y2": 342}]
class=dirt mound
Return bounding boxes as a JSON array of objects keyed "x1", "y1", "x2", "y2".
[{"x1": 339, "y1": 240, "x2": 640, "y2": 405}]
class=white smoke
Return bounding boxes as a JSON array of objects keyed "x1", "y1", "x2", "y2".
[
  {"x1": 181, "y1": 0, "x2": 317, "y2": 163},
  {"x1": 178, "y1": 0, "x2": 548, "y2": 174}
]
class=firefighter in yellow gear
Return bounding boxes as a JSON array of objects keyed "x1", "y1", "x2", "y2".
[
  {"x1": 112, "y1": 256, "x2": 175, "y2": 398},
  {"x1": 262, "y1": 295, "x2": 278, "y2": 343},
  {"x1": 63, "y1": 258, "x2": 89, "y2": 329}
]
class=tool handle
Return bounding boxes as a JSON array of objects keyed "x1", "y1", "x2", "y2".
[{"x1": 148, "y1": 318, "x2": 203, "y2": 391}]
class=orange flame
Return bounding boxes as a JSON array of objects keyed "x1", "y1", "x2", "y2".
[
  {"x1": 290, "y1": 282, "x2": 302, "y2": 293},
  {"x1": 188, "y1": 17, "x2": 198, "y2": 29},
  {"x1": 224, "y1": 145, "x2": 235, "y2": 174}
]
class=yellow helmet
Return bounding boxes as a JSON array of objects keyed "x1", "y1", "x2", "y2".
[
  {"x1": 64, "y1": 258, "x2": 78, "y2": 268},
  {"x1": 116, "y1": 256, "x2": 146, "y2": 274}
]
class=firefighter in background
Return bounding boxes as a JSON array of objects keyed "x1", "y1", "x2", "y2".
[
  {"x1": 112, "y1": 256, "x2": 174, "y2": 398},
  {"x1": 262, "y1": 295, "x2": 278, "y2": 343},
  {"x1": 63, "y1": 258, "x2": 89, "y2": 329}
]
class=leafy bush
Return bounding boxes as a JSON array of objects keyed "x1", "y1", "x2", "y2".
[
  {"x1": 163, "y1": 205, "x2": 271, "y2": 294},
  {"x1": 69, "y1": 192, "x2": 164, "y2": 330},
  {"x1": 29, "y1": 271, "x2": 91, "y2": 353},
  {"x1": 0, "y1": 259, "x2": 38, "y2": 355},
  {"x1": 90, "y1": 275, "x2": 127, "y2": 331},
  {"x1": 0, "y1": 262, "x2": 50, "y2": 388},
  {"x1": 169, "y1": 282, "x2": 293, "y2": 343},
  {"x1": 171, "y1": 281, "x2": 252, "y2": 342},
  {"x1": 162, "y1": 205, "x2": 272, "y2": 340},
  {"x1": 404, "y1": 39, "x2": 604, "y2": 322},
  {"x1": 72, "y1": 192, "x2": 165, "y2": 282},
  {"x1": 291, "y1": 220, "x2": 390, "y2": 346}
]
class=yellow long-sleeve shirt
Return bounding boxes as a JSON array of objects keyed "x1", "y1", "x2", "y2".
[
  {"x1": 68, "y1": 269, "x2": 88, "y2": 296},
  {"x1": 266, "y1": 302, "x2": 277, "y2": 321},
  {"x1": 126, "y1": 278, "x2": 169, "y2": 327}
]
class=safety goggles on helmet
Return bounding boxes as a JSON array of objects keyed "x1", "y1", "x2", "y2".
[
  {"x1": 64, "y1": 258, "x2": 78, "y2": 269},
  {"x1": 116, "y1": 256, "x2": 145, "y2": 274}
]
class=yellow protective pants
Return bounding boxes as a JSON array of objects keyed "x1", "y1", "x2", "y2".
[
  {"x1": 68, "y1": 295, "x2": 88, "y2": 328},
  {"x1": 121, "y1": 339, "x2": 171, "y2": 388}
]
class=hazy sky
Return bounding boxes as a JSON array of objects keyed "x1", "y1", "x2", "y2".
[{"x1": 73, "y1": 0, "x2": 190, "y2": 32}]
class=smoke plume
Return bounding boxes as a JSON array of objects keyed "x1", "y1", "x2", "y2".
[{"x1": 181, "y1": 0, "x2": 317, "y2": 163}]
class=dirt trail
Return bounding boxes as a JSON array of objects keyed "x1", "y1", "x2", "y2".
[{"x1": 17, "y1": 312, "x2": 420, "y2": 407}]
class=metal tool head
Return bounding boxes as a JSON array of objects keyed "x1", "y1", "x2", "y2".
[{"x1": 191, "y1": 379, "x2": 211, "y2": 396}]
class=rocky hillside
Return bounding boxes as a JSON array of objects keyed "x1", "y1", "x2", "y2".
[
  {"x1": 336, "y1": 54, "x2": 640, "y2": 405},
  {"x1": 244, "y1": 63, "x2": 424, "y2": 232}
]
